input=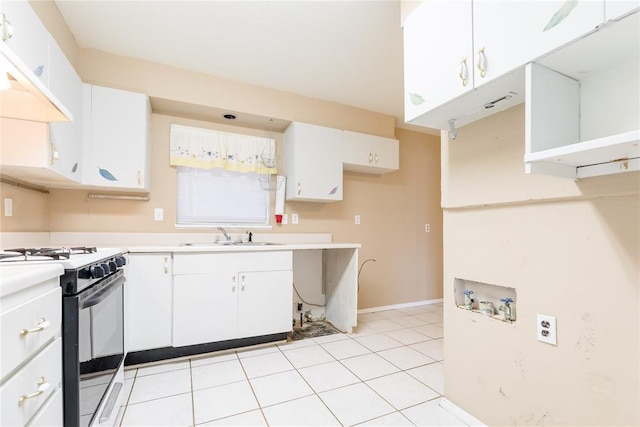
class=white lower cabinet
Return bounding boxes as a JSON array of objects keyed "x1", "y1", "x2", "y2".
[
  {"x1": 125, "y1": 253, "x2": 173, "y2": 352},
  {"x1": 0, "y1": 265, "x2": 63, "y2": 427},
  {"x1": 172, "y1": 251, "x2": 293, "y2": 348}
]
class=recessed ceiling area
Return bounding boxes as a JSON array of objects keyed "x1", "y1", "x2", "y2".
[{"x1": 53, "y1": 1, "x2": 433, "y2": 133}]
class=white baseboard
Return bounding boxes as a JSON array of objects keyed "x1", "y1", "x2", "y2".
[
  {"x1": 439, "y1": 398, "x2": 485, "y2": 426},
  {"x1": 357, "y1": 298, "x2": 443, "y2": 314}
]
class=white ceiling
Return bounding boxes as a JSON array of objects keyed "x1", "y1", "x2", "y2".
[{"x1": 54, "y1": 1, "x2": 426, "y2": 132}]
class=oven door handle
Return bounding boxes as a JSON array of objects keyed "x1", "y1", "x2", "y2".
[{"x1": 80, "y1": 276, "x2": 124, "y2": 309}]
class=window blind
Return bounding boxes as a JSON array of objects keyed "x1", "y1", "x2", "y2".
[{"x1": 176, "y1": 166, "x2": 269, "y2": 226}]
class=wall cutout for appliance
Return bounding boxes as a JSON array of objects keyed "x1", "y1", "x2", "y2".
[{"x1": 454, "y1": 278, "x2": 517, "y2": 323}]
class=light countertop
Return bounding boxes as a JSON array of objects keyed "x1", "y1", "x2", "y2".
[
  {"x1": 0, "y1": 264, "x2": 64, "y2": 298},
  {"x1": 126, "y1": 242, "x2": 361, "y2": 253}
]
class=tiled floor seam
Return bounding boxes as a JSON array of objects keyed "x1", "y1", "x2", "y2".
[
  {"x1": 189, "y1": 359, "x2": 196, "y2": 427},
  {"x1": 237, "y1": 347, "x2": 272, "y2": 426}
]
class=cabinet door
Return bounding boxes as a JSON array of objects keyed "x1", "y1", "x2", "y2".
[
  {"x1": 84, "y1": 84, "x2": 149, "y2": 190},
  {"x1": 126, "y1": 254, "x2": 173, "y2": 352},
  {"x1": 173, "y1": 272, "x2": 237, "y2": 347},
  {"x1": 605, "y1": 1, "x2": 639, "y2": 21},
  {"x1": 473, "y1": 0, "x2": 604, "y2": 86},
  {"x1": 48, "y1": 36, "x2": 82, "y2": 182},
  {"x1": 237, "y1": 270, "x2": 293, "y2": 339},
  {"x1": 343, "y1": 130, "x2": 399, "y2": 174},
  {"x1": 0, "y1": 0, "x2": 49, "y2": 86},
  {"x1": 284, "y1": 122, "x2": 343, "y2": 202},
  {"x1": 403, "y1": 0, "x2": 473, "y2": 122}
]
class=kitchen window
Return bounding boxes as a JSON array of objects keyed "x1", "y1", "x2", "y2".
[
  {"x1": 170, "y1": 124, "x2": 276, "y2": 227},
  {"x1": 176, "y1": 166, "x2": 269, "y2": 226}
]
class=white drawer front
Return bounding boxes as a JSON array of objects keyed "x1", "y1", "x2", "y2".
[
  {"x1": 173, "y1": 251, "x2": 292, "y2": 275},
  {"x1": 1, "y1": 287, "x2": 61, "y2": 382},
  {"x1": 26, "y1": 388, "x2": 62, "y2": 427},
  {"x1": 0, "y1": 338, "x2": 62, "y2": 427}
]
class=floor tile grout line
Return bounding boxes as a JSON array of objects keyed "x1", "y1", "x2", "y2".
[{"x1": 236, "y1": 347, "x2": 270, "y2": 426}]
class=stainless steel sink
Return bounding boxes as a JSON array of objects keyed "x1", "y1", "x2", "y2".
[{"x1": 182, "y1": 241, "x2": 282, "y2": 246}]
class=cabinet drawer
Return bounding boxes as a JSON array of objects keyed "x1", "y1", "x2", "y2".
[
  {"x1": 0, "y1": 338, "x2": 62, "y2": 427},
  {"x1": 174, "y1": 251, "x2": 292, "y2": 275},
  {"x1": 1, "y1": 287, "x2": 61, "y2": 381},
  {"x1": 26, "y1": 388, "x2": 62, "y2": 427}
]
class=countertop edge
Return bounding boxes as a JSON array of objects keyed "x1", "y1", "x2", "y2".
[
  {"x1": 125, "y1": 243, "x2": 361, "y2": 253},
  {"x1": 0, "y1": 264, "x2": 64, "y2": 298}
]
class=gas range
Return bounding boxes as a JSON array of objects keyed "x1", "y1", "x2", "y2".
[{"x1": 0, "y1": 246, "x2": 126, "y2": 294}]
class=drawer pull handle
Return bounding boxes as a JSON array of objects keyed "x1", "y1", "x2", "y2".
[
  {"x1": 241, "y1": 275, "x2": 245, "y2": 291},
  {"x1": 20, "y1": 318, "x2": 50, "y2": 336},
  {"x1": 18, "y1": 377, "x2": 49, "y2": 405},
  {"x1": 163, "y1": 256, "x2": 169, "y2": 274}
]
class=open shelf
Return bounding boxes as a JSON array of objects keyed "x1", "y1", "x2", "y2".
[
  {"x1": 525, "y1": 130, "x2": 640, "y2": 178},
  {"x1": 525, "y1": 11, "x2": 639, "y2": 179}
]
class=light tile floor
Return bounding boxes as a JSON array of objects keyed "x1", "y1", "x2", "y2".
[{"x1": 117, "y1": 302, "x2": 467, "y2": 426}]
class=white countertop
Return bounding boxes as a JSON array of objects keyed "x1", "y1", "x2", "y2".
[
  {"x1": 0, "y1": 264, "x2": 64, "y2": 298},
  {"x1": 126, "y1": 242, "x2": 361, "y2": 253}
]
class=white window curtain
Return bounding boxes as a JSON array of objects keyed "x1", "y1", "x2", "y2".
[{"x1": 170, "y1": 124, "x2": 276, "y2": 174}]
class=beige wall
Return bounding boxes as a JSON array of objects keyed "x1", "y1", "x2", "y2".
[
  {"x1": 0, "y1": 1, "x2": 443, "y2": 310},
  {"x1": 442, "y1": 104, "x2": 640, "y2": 425}
]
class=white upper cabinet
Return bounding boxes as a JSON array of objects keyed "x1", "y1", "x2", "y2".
[
  {"x1": 403, "y1": 0, "x2": 473, "y2": 123},
  {"x1": 83, "y1": 84, "x2": 150, "y2": 191},
  {"x1": 343, "y1": 130, "x2": 399, "y2": 174},
  {"x1": 472, "y1": 1, "x2": 604, "y2": 86},
  {"x1": 605, "y1": 0, "x2": 639, "y2": 21},
  {"x1": 0, "y1": 0, "x2": 49, "y2": 86},
  {"x1": 284, "y1": 122, "x2": 343, "y2": 202},
  {"x1": 403, "y1": 0, "x2": 606, "y2": 130},
  {"x1": 47, "y1": 36, "x2": 82, "y2": 182}
]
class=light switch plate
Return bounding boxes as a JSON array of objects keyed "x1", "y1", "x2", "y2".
[
  {"x1": 355, "y1": 215, "x2": 360, "y2": 225},
  {"x1": 154, "y1": 208, "x2": 164, "y2": 221},
  {"x1": 4, "y1": 198, "x2": 12, "y2": 217}
]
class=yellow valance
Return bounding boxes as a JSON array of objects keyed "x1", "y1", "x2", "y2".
[{"x1": 169, "y1": 124, "x2": 277, "y2": 174}]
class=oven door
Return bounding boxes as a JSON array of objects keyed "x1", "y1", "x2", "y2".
[{"x1": 63, "y1": 269, "x2": 125, "y2": 427}]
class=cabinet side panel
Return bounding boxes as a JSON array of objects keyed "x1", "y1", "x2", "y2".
[{"x1": 526, "y1": 63, "x2": 580, "y2": 153}]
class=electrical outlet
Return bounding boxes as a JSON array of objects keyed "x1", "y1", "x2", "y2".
[
  {"x1": 297, "y1": 303, "x2": 303, "y2": 311},
  {"x1": 537, "y1": 314, "x2": 557, "y2": 345},
  {"x1": 292, "y1": 213, "x2": 299, "y2": 224},
  {"x1": 154, "y1": 208, "x2": 164, "y2": 221},
  {"x1": 355, "y1": 215, "x2": 360, "y2": 225},
  {"x1": 4, "y1": 198, "x2": 12, "y2": 217},
  {"x1": 425, "y1": 224, "x2": 430, "y2": 232}
]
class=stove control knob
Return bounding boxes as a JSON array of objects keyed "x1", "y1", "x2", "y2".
[
  {"x1": 100, "y1": 263, "x2": 111, "y2": 274},
  {"x1": 79, "y1": 268, "x2": 91, "y2": 279},
  {"x1": 114, "y1": 256, "x2": 125, "y2": 267},
  {"x1": 91, "y1": 265, "x2": 105, "y2": 279},
  {"x1": 119, "y1": 256, "x2": 127, "y2": 266},
  {"x1": 108, "y1": 261, "x2": 117, "y2": 272}
]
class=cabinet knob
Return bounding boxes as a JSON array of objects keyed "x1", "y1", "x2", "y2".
[
  {"x1": 163, "y1": 256, "x2": 169, "y2": 274},
  {"x1": 459, "y1": 57, "x2": 469, "y2": 87},
  {"x1": 19, "y1": 318, "x2": 50, "y2": 337},
  {"x1": 137, "y1": 169, "x2": 142, "y2": 186},
  {"x1": 369, "y1": 152, "x2": 373, "y2": 164},
  {"x1": 297, "y1": 182, "x2": 301, "y2": 195},
  {"x1": 476, "y1": 47, "x2": 487, "y2": 78},
  {"x1": 241, "y1": 275, "x2": 245, "y2": 291},
  {"x1": 18, "y1": 377, "x2": 49, "y2": 405},
  {"x1": 232, "y1": 276, "x2": 236, "y2": 292},
  {"x1": 374, "y1": 153, "x2": 379, "y2": 164}
]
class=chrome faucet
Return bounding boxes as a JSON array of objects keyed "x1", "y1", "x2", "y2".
[{"x1": 217, "y1": 227, "x2": 231, "y2": 241}]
